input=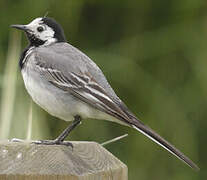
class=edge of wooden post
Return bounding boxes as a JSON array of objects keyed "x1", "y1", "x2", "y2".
[{"x1": 0, "y1": 141, "x2": 128, "y2": 180}]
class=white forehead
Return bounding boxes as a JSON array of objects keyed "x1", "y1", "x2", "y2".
[{"x1": 27, "y1": 17, "x2": 43, "y2": 27}]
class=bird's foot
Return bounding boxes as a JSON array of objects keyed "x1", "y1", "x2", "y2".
[
  {"x1": 9, "y1": 138, "x2": 73, "y2": 148},
  {"x1": 33, "y1": 139, "x2": 73, "y2": 148}
]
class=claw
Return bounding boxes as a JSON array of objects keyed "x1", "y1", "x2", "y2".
[
  {"x1": 33, "y1": 140, "x2": 73, "y2": 149},
  {"x1": 9, "y1": 138, "x2": 73, "y2": 149}
]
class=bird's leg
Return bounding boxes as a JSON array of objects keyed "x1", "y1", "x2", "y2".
[
  {"x1": 54, "y1": 115, "x2": 81, "y2": 143},
  {"x1": 34, "y1": 115, "x2": 81, "y2": 147}
]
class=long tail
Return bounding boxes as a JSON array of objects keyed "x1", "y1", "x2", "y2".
[{"x1": 130, "y1": 119, "x2": 199, "y2": 171}]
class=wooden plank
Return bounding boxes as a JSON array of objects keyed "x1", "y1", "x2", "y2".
[{"x1": 0, "y1": 141, "x2": 128, "y2": 180}]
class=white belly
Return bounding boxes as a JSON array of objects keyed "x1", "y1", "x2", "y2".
[{"x1": 21, "y1": 67, "x2": 118, "y2": 123}]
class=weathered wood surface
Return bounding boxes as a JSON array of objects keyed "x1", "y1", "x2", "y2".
[{"x1": 0, "y1": 141, "x2": 128, "y2": 180}]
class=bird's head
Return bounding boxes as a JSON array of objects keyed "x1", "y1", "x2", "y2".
[{"x1": 11, "y1": 17, "x2": 66, "y2": 47}]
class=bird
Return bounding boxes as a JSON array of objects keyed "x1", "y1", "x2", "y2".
[{"x1": 11, "y1": 17, "x2": 199, "y2": 170}]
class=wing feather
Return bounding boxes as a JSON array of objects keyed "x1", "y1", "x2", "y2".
[{"x1": 36, "y1": 63, "x2": 131, "y2": 123}]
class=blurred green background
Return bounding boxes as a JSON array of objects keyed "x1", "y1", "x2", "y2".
[{"x1": 0, "y1": 0, "x2": 206, "y2": 179}]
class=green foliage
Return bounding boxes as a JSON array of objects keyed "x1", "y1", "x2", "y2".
[{"x1": 0, "y1": 0, "x2": 205, "y2": 179}]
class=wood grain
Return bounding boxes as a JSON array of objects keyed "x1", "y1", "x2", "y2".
[{"x1": 0, "y1": 141, "x2": 128, "y2": 180}]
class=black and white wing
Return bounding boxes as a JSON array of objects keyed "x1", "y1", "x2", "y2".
[{"x1": 36, "y1": 63, "x2": 131, "y2": 123}]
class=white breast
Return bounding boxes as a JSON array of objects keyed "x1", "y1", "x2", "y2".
[
  {"x1": 21, "y1": 66, "x2": 72, "y2": 120},
  {"x1": 21, "y1": 53, "x2": 121, "y2": 124}
]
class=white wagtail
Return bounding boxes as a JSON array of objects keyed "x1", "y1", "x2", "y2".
[{"x1": 11, "y1": 17, "x2": 199, "y2": 170}]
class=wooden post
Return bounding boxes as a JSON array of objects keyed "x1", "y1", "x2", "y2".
[{"x1": 0, "y1": 141, "x2": 128, "y2": 180}]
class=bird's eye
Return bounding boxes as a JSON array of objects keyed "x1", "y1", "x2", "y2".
[{"x1": 37, "y1": 26, "x2": 44, "y2": 32}]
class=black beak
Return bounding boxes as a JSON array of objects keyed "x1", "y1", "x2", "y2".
[{"x1": 10, "y1": 24, "x2": 27, "y2": 31}]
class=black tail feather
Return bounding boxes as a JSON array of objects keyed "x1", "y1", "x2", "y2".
[{"x1": 131, "y1": 119, "x2": 199, "y2": 171}]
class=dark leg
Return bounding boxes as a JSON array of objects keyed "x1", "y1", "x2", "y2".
[
  {"x1": 34, "y1": 115, "x2": 81, "y2": 147},
  {"x1": 55, "y1": 115, "x2": 81, "y2": 142}
]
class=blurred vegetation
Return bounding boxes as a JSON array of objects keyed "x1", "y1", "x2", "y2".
[{"x1": 0, "y1": 0, "x2": 206, "y2": 179}]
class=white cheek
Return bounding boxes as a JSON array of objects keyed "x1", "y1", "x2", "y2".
[
  {"x1": 25, "y1": 18, "x2": 56, "y2": 45},
  {"x1": 40, "y1": 28, "x2": 54, "y2": 39}
]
